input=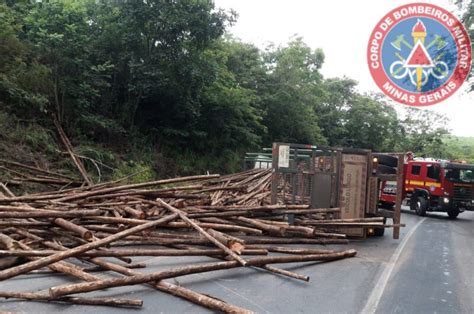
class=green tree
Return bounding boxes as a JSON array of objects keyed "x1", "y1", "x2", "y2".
[
  {"x1": 398, "y1": 107, "x2": 451, "y2": 157},
  {"x1": 315, "y1": 78, "x2": 357, "y2": 146},
  {"x1": 344, "y1": 95, "x2": 400, "y2": 151},
  {"x1": 261, "y1": 37, "x2": 326, "y2": 145},
  {"x1": 0, "y1": 3, "x2": 49, "y2": 117}
]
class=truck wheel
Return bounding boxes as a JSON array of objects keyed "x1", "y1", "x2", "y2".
[
  {"x1": 373, "y1": 154, "x2": 398, "y2": 167},
  {"x1": 414, "y1": 196, "x2": 427, "y2": 216},
  {"x1": 374, "y1": 218, "x2": 387, "y2": 236},
  {"x1": 447, "y1": 207, "x2": 459, "y2": 219},
  {"x1": 377, "y1": 164, "x2": 397, "y2": 175},
  {"x1": 380, "y1": 201, "x2": 394, "y2": 210}
]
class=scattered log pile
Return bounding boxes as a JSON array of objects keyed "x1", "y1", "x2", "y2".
[
  {"x1": 0, "y1": 159, "x2": 81, "y2": 188},
  {"x1": 0, "y1": 167, "x2": 395, "y2": 313}
]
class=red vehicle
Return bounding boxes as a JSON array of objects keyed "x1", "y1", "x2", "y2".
[{"x1": 379, "y1": 155, "x2": 474, "y2": 219}]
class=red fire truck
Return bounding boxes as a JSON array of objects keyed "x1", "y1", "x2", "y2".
[{"x1": 379, "y1": 154, "x2": 474, "y2": 219}]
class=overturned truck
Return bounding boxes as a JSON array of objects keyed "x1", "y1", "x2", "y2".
[{"x1": 245, "y1": 142, "x2": 404, "y2": 238}]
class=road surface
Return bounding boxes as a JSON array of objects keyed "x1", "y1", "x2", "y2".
[{"x1": 1, "y1": 208, "x2": 473, "y2": 313}]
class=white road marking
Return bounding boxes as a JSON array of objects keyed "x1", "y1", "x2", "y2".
[{"x1": 361, "y1": 217, "x2": 427, "y2": 314}]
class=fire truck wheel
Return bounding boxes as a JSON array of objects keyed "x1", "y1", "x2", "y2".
[
  {"x1": 447, "y1": 207, "x2": 459, "y2": 219},
  {"x1": 414, "y1": 196, "x2": 427, "y2": 216},
  {"x1": 373, "y1": 154, "x2": 398, "y2": 167},
  {"x1": 377, "y1": 164, "x2": 397, "y2": 175}
]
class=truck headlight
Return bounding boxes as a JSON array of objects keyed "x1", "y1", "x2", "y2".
[{"x1": 443, "y1": 197, "x2": 450, "y2": 204}]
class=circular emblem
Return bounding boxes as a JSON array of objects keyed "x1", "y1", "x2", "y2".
[{"x1": 367, "y1": 3, "x2": 472, "y2": 106}]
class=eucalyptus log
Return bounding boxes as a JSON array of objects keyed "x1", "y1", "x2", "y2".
[
  {"x1": 78, "y1": 250, "x2": 254, "y2": 313},
  {"x1": 53, "y1": 115, "x2": 93, "y2": 186},
  {"x1": 49, "y1": 250, "x2": 357, "y2": 297},
  {"x1": 0, "y1": 209, "x2": 101, "y2": 219},
  {"x1": 0, "y1": 233, "x2": 100, "y2": 282},
  {"x1": 154, "y1": 198, "x2": 248, "y2": 266},
  {"x1": 54, "y1": 218, "x2": 93, "y2": 241},
  {"x1": 0, "y1": 291, "x2": 142, "y2": 307},
  {"x1": 0, "y1": 213, "x2": 178, "y2": 281},
  {"x1": 0, "y1": 248, "x2": 268, "y2": 257},
  {"x1": 56, "y1": 174, "x2": 219, "y2": 202}
]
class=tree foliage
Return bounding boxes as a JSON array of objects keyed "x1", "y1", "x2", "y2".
[{"x1": 0, "y1": 0, "x2": 469, "y2": 176}]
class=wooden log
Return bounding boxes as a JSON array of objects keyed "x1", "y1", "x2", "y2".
[
  {"x1": 301, "y1": 222, "x2": 386, "y2": 227},
  {"x1": 240, "y1": 236, "x2": 349, "y2": 245},
  {"x1": 49, "y1": 230, "x2": 134, "y2": 265},
  {"x1": 79, "y1": 252, "x2": 254, "y2": 313},
  {"x1": 301, "y1": 217, "x2": 385, "y2": 223},
  {"x1": 165, "y1": 221, "x2": 263, "y2": 235},
  {"x1": 273, "y1": 208, "x2": 340, "y2": 215},
  {"x1": 154, "y1": 198, "x2": 248, "y2": 266},
  {"x1": 285, "y1": 225, "x2": 315, "y2": 237},
  {"x1": 0, "y1": 248, "x2": 268, "y2": 257},
  {"x1": 312, "y1": 231, "x2": 347, "y2": 239},
  {"x1": 199, "y1": 204, "x2": 310, "y2": 211},
  {"x1": 259, "y1": 265, "x2": 309, "y2": 281},
  {"x1": 0, "y1": 221, "x2": 50, "y2": 227},
  {"x1": 0, "y1": 159, "x2": 76, "y2": 181},
  {"x1": 0, "y1": 233, "x2": 15, "y2": 250},
  {"x1": 14, "y1": 177, "x2": 81, "y2": 186},
  {"x1": 26, "y1": 263, "x2": 146, "y2": 275},
  {"x1": 246, "y1": 246, "x2": 336, "y2": 255},
  {"x1": 55, "y1": 174, "x2": 219, "y2": 203},
  {"x1": 53, "y1": 218, "x2": 93, "y2": 241},
  {"x1": 173, "y1": 243, "x2": 309, "y2": 283},
  {"x1": 123, "y1": 206, "x2": 145, "y2": 219},
  {"x1": 0, "y1": 209, "x2": 101, "y2": 219},
  {"x1": 0, "y1": 213, "x2": 178, "y2": 281},
  {"x1": 53, "y1": 115, "x2": 93, "y2": 186},
  {"x1": 0, "y1": 183, "x2": 15, "y2": 197},
  {"x1": 13, "y1": 227, "x2": 147, "y2": 279},
  {"x1": 110, "y1": 238, "x2": 217, "y2": 246},
  {"x1": 0, "y1": 205, "x2": 47, "y2": 212},
  {"x1": 1, "y1": 233, "x2": 100, "y2": 282},
  {"x1": 207, "y1": 228, "x2": 245, "y2": 245},
  {"x1": 81, "y1": 216, "x2": 262, "y2": 235},
  {"x1": 49, "y1": 250, "x2": 357, "y2": 297},
  {"x1": 0, "y1": 291, "x2": 142, "y2": 307},
  {"x1": 155, "y1": 281, "x2": 254, "y2": 314},
  {"x1": 235, "y1": 216, "x2": 286, "y2": 236}
]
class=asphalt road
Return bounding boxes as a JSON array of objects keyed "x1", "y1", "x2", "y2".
[{"x1": 1, "y1": 207, "x2": 473, "y2": 313}]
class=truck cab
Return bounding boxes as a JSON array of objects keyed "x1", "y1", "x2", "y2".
[{"x1": 380, "y1": 157, "x2": 474, "y2": 219}]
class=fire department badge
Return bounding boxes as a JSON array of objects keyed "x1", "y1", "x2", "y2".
[{"x1": 368, "y1": 3, "x2": 471, "y2": 106}]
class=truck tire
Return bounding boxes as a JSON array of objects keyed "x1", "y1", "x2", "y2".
[
  {"x1": 379, "y1": 201, "x2": 394, "y2": 210},
  {"x1": 374, "y1": 218, "x2": 387, "y2": 236},
  {"x1": 373, "y1": 154, "x2": 398, "y2": 167},
  {"x1": 377, "y1": 164, "x2": 397, "y2": 175},
  {"x1": 447, "y1": 207, "x2": 459, "y2": 219},
  {"x1": 414, "y1": 196, "x2": 428, "y2": 216}
]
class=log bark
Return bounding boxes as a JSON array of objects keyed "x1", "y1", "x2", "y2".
[
  {"x1": 53, "y1": 218, "x2": 93, "y2": 241},
  {"x1": 49, "y1": 250, "x2": 357, "y2": 297},
  {"x1": 0, "y1": 248, "x2": 268, "y2": 257},
  {"x1": 0, "y1": 233, "x2": 100, "y2": 282},
  {"x1": 0, "y1": 209, "x2": 101, "y2": 219},
  {"x1": 53, "y1": 115, "x2": 93, "y2": 186},
  {"x1": 0, "y1": 213, "x2": 178, "y2": 281},
  {"x1": 154, "y1": 198, "x2": 248, "y2": 266},
  {"x1": 79, "y1": 251, "x2": 254, "y2": 313},
  {"x1": 56, "y1": 174, "x2": 218, "y2": 202},
  {"x1": 0, "y1": 291, "x2": 142, "y2": 307}
]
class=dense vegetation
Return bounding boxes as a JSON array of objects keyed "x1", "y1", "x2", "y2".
[{"x1": 0, "y1": 0, "x2": 472, "y2": 180}]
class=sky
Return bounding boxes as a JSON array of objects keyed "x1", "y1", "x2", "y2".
[{"x1": 213, "y1": 0, "x2": 473, "y2": 137}]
